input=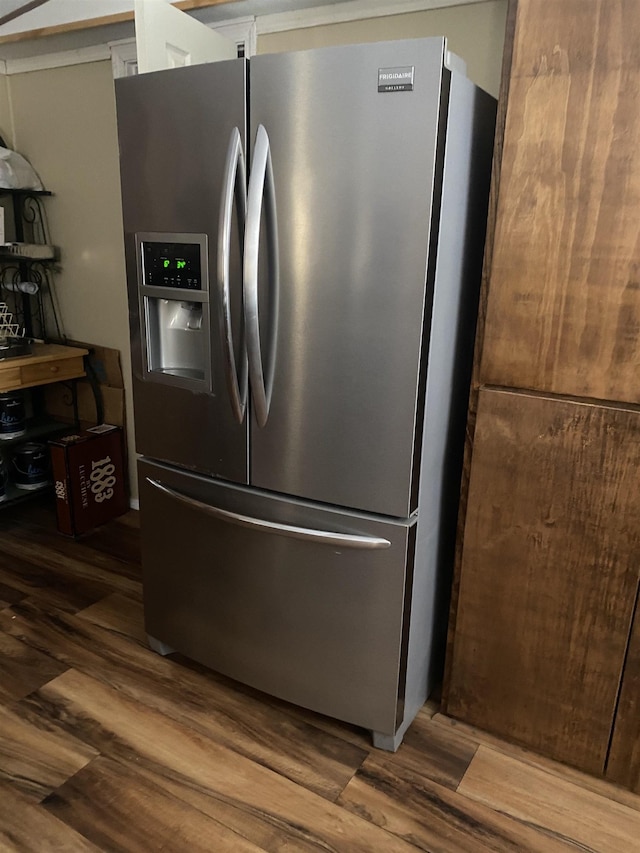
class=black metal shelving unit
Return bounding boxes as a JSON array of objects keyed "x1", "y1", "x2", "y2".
[
  {"x1": 0, "y1": 416, "x2": 73, "y2": 508},
  {"x1": 0, "y1": 188, "x2": 85, "y2": 509},
  {"x1": 0, "y1": 187, "x2": 56, "y2": 339}
]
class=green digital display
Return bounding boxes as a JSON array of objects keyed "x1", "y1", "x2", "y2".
[
  {"x1": 162, "y1": 258, "x2": 187, "y2": 270},
  {"x1": 143, "y1": 241, "x2": 202, "y2": 290}
]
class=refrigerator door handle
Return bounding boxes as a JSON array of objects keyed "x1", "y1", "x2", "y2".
[
  {"x1": 244, "y1": 123, "x2": 279, "y2": 428},
  {"x1": 147, "y1": 478, "x2": 392, "y2": 550},
  {"x1": 217, "y1": 126, "x2": 248, "y2": 424}
]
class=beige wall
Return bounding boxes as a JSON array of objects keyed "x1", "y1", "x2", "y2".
[
  {"x1": 0, "y1": 74, "x2": 14, "y2": 147},
  {"x1": 1, "y1": 1, "x2": 507, "y2": 501},
  {"x1": 258, "y1": 1, "x2": 508, "y2": 98},
  {"x1": 7, "y1": 61, "x2": 136, "y2": 496}
]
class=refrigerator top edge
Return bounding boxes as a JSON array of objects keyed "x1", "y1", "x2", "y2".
[
  {"x1": 250, "y1": 35, "x2": 447, "y2": 64},
  {"x1": 114, "y1": 54, "x2": 247, "y2": 92},
  {"x1": 113, "y1": 36, "x2": 463, "y2": 89}
]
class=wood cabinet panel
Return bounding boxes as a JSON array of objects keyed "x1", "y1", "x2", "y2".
[
  {"x1": 481, "y1": 0, "x2": 640, "y2": 403},
  {"x1": 447, "y1": 388, "x2": 640, "y2": 775},
  {"x1": 607, "y1": 597, "x2": 640, "y2": 792}
]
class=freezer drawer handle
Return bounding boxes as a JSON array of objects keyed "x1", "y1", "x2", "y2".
[
  {"x1": 244, "y1": 124, "x2": 279, "y2": 428},
  {"x1": 217, "y1": 126, "x2": 248, "y2": 424},
  {"x1": 147, "y1": 478, "x2": 391, "y2": 550}
]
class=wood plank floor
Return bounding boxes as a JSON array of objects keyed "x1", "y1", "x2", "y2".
[{"x1": 1, "y1": 500, "x2": 639, "y2": 852}]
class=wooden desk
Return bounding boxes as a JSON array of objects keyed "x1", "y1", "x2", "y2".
[{"x1": 0, "y1": 343, "x2": 88, "y2": 393}]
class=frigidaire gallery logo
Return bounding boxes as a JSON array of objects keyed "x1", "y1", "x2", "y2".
[{"x1": 378, "y1": 66, "x2": 415, "y2": 92}]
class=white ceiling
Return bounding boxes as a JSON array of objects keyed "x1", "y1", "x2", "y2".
[
  {"x1": 0, "y1": 0, "x2": 352, "y2": 61},
  {"x1": 0, "y1": 0, "x2": 32, "y2": 20},
  {"x1": 0, "y1": 0, "x2": 484, "y2": 37},
  {"x1": 0, "y1": 0, "x2": 132, "y2": 34},
  {"x1": 0, "y1": 0, "x2": 352, "y2": 37},
  {"x1": 0, "y1": 0, "x2": 486, "y2": 62}
]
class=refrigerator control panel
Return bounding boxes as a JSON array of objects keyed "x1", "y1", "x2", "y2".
[{"x1": 139, "y1": 235, "x2": 207, "y2": 291}]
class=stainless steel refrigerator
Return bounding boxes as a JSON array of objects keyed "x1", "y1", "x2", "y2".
[{"x1": 115, "y1": 37, "x2": 495, "y2": 750}]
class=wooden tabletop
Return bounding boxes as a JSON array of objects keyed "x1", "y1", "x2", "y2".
[{"x1": 0, "y1": 343, "x2": 88, "y2": 392}]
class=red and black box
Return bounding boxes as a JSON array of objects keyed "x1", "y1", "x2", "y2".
[{"x1": 49, "y1": 424, "x2": 128, "y2": 536}]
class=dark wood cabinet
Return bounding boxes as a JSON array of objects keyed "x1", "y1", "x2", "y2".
[
  {"x1": 480, "y1": 0, "x2": 640, "y2": 404},
  {"x1": 607, "y1": 601, "x2": 640, "y2": 792},
  {"x1": 447, "y1": 389, "x2": 640, "y2": 775},
  {"x1": 444, "y1": 0, "x2": 640, "y2": 788}
]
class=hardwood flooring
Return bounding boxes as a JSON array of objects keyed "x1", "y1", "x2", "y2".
[{"x1": 0, "y1": 500, "x2": 639, "y2": 852}]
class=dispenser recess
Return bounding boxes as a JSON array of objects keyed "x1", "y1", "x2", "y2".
[{"x1": 136, "y1": 232, "x2": 211, "y2": 391}]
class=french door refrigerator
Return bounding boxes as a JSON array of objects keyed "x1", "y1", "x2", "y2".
[{"x1": 115, "y1": 37, "x2": 495, "y2": 750}]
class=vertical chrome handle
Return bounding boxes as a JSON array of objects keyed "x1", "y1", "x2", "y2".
[
  {"x1": 244, "y1": 124, "x2": 279, "y2": 428},
  {"x1": 217, "y1": 127, "x2": 248, "y2": 424}
]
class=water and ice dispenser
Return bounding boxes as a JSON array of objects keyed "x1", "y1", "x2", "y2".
[{"x1": 137, "y1": 234, "x2": 211, "y2": 390}]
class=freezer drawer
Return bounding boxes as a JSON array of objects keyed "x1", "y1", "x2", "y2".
[{"x1": 139, "y1": 458, "x2": 414, "y2": 736}]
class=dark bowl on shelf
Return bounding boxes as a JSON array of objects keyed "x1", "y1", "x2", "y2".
[{"x1": 0, "y1": 337, "x2": 31, "y2": 360}]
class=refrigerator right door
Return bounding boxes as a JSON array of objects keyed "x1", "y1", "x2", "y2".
[{"x1": 248, "y1": 39, "x2": 448, "y2": 518}]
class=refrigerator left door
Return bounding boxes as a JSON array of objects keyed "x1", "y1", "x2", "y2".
[{"x1": 116, "y1": 60, "x2": 249, "y2": 483}]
